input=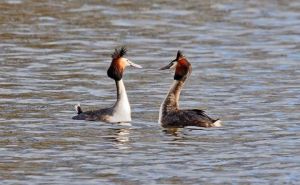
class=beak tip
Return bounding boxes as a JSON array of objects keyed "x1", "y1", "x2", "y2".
[
  {"x1": 136, "y1": 65, "x2": 143, "y2": 69},
  {"x1": 129, "y1": 62, "x2": 142, "y2": 69}
]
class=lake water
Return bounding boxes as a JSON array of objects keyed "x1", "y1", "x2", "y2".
[{"x1": 1, "y1": 0, "x2": 300, "y2": 184}]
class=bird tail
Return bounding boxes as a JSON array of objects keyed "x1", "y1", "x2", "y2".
[
  {"x1": 74, "y1": 103, "x2": 83, "y2": 114},
  {"x1": 213, "y1": 119, "x2": 222, "y2": 127}
]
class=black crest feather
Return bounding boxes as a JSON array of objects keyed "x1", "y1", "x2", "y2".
[
  {"x1": 176, "y1": 50, "x2": 184, "y2": 60},
  {"x1": 107, "y1": 47, "x2": 127, "y2": 81},
  {"x1": 111, "y1": 47, "x2": 127, "y2": 60}
]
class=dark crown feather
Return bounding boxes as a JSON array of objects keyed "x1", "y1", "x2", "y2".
[
  {"x1": 176, "y1": 50, "x2": 184, "y2": 60},
  {"x1": 111, "y1": 47, "x2": 127, "y2": 59}
]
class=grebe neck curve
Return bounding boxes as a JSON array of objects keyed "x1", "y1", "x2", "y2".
[
  {"x1": 111, "y1": 79, "x2": 131, "y2": 122},
  {"x1": 159, "y1": 78, "x2": 186, "y2": 123}
]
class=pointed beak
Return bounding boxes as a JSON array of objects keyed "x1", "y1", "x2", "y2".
[
  {"x1": 128, "y1": 60, "x2": 142, "y2": 68},
  {"x1": 159, "y1": 60, "x2": 176, "y2": 70}
]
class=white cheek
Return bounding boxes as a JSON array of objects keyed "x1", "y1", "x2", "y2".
[{"x1": 124, "y1": 58, "x2": 130, "y2": 66}]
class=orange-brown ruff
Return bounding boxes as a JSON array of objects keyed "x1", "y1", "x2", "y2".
[
  {"x1": 72, "y1": 47, "x2": 142, "y2": 122},
  {"x1": 158, "y1": 51, "x2": 221, "y2": 128}
]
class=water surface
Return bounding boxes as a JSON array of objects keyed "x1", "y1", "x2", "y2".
[{"x1": 1, "y1": 0, "x2": 300, "y2": 184}]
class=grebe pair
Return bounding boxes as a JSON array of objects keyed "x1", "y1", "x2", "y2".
[{"x1": 73, "y1": 48, "x2": 221, "y2": 128}]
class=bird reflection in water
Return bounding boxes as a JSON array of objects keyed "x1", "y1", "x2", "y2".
[
  {"x1": 162, "y1": 127, "x2": 182, "y2": 137},
  {"x1": 162, "y1": 126, "x2": 206, "y2": 138},
  {"x1": 105, "y1": 122, "x2": 132, "y2": 150}
]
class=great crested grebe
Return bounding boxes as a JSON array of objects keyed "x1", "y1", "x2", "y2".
[
  {"x1": 72, "y1": 47, "x2": 142, "y2": 122},
  {"x1": 158, "y1": 51, "x2": 221, "y2": 128}
]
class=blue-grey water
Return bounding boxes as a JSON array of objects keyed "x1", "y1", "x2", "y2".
[{"x1": 1, "y1": 0, "x2": 300, "y2": 184}]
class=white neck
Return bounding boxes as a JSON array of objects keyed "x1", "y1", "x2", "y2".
[{"x1": 111, "y1": 79, "x2": 131, "y2": 122}]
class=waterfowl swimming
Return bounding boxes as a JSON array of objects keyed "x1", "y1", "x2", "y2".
[
  {"x1": 158, "y1": 51, "x2": 221, "y2": 128},
  {"x1": 72, "y1": 47, "x2": 142, "y2": 122}
]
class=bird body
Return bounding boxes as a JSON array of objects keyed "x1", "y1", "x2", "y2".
[
  {"x1": 72, "y1": 47, "x2": 142, "y2": 123},
  {"x1": 158, "y1": 51, "x2": 221, "y2": 128}
]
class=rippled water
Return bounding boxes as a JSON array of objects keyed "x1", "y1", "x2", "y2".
[{"x1": 1, "y1": 0, "x2": 300, "y2": 184}]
